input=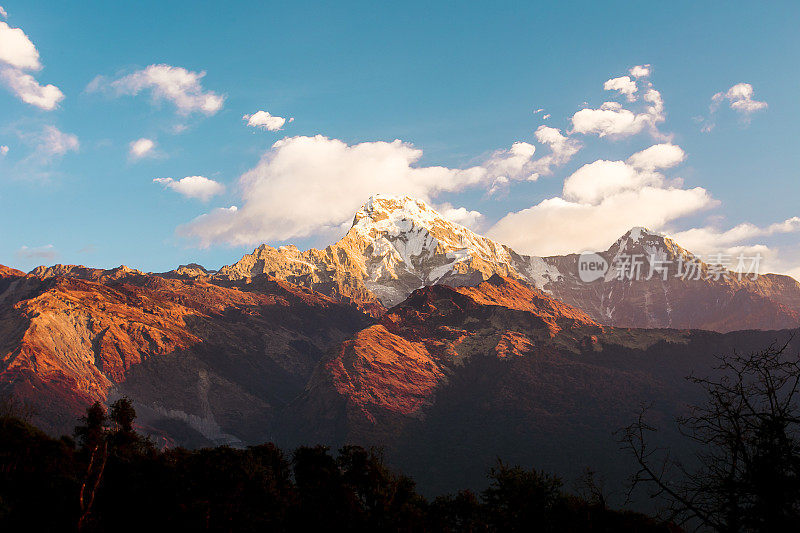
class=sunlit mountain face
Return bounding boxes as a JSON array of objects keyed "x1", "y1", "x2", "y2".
[{"x1": 2, "y1": 4, "x2": 798, "y2": 528}]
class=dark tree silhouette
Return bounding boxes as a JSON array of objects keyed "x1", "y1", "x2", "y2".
[
  {"x1": 74, "y1": 401, "x2": 109, "y2": 531},
  {"x1": 482, "y1": 460, "x2": 564, "y2": 532},
  {"x1": 0, "y1": 396, "x2": 673, "y2": 531},
  {"x1": 621, "y1": 338, "x2": 800, "y2": 531}
]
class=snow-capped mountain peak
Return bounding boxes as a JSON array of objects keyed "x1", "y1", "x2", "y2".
[
  {"x1": 348, "y1": 194, "x2": 510, "y2": 264},
  {"x1": 337, "y1": 194, "x2": 521, "y2": 304}
]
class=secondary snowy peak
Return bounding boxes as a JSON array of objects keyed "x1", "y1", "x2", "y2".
[{"x1": 609, "y1": 227, "x2": 689, "y2": 257}]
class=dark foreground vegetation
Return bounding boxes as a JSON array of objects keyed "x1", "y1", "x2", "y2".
[
  {"x1": 3, "y1": 339, "x2": 800, "y2": 532},
  {"x1": 0, "y1": 398, "x2": 667, "y2": 532}
]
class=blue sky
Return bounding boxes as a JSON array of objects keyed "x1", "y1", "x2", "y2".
[{"x1": 1, "y1": 1, "x2": 799, "y2": 275}]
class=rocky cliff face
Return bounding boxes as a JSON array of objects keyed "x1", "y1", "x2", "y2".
[
  {"x1": 0, "y1": 267, "x2": 372, "y2": 441},
  {"x1": 209, "y1": 195, "x2": 800, "y2": 332},
  {"x1": 282, "y1": 275, "x2": 603, "y2": 446}
]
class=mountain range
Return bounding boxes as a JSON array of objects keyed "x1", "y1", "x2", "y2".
[{"x1": 2, "y1": 194, "x2": 799, "y2": 494}]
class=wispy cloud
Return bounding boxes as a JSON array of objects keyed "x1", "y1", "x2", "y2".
[
  {"x1": 16, "y1": 244, "x2": 58, "y2": 263},
  {"x1": 89, "y1": 64, "x2": 224, "y2": 115},
  {"x1": 702, "y1": 82, "x2": 767, "y2": 132}
]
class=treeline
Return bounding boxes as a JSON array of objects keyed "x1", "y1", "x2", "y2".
[{"x1": 0, "y1": 399, "x2": 669, "y2": 532}]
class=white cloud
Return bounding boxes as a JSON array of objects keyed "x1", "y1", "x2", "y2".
[
  {"x1": 483, "y1": 141, "x2": 538, "y2": 180},
  {"x1": 0, "y1": 21, "x2": 63, "y2": 110},
  {"x1": 562, "y1": 160, "x2": 659, "y2": 204},
  {"x1": 662, "y1": 219, "x2": 800, "y2": 278},
  {"x1": 96, "y1": 64, "x2": 224, "y2": 115},
  {"x1": 178, "y1": 136, "x2": 488, "y2": 245},
  {"x1": 0, "y1": 21, "x2": 40, "y2": 70},
  {"x1": 626, "y1": 143, "x2": 685, "y2": 171},
  {"x1": 488, "y1": 187, "x2": 713, "y2": 256},
  {"x1": 154, "y1": 176, "x2": 224, "y2": 201},
  {"x1": 571, "y1": 90, "x2": 664, "y2": 139},
  {"x1": 0, "y1": 6, "x2": 7, "y2": 19},
  {"x1": 0, "y1": 67, "x2": 63, "y2": 110},
  {"x1": 243, "y1": 110, "x2": 293, "y2": 131},
  {"x1": 629, "y1": 64, "x2": 651, "y2": 78},
  {"x1": 37, "y1": 125, "x2": 79, "y2": 158},
  {"x1": 16, "y1": 244, "x2": 57, "y2": 262},
  {"x1": 669, "y1": 217, "x2": 800, "y2": 254},
  {"x1": 703, "y1": 83, "x2": 766, "y2": 132},
  {"x1": 488, "y1": 175, "x2": 510, "y2": 196},
  {"x1": 542, "y1": 114, "x2": 551, "y2": 120},
  {"x1": 9, "y1": 126, "x2": 78, "y2": 180},
  {"x1": 177, "y1": 131, "x2": 581, "y2": 246},
  {"x1": 560, "y1": 144, "x2": 685, "y2": 206},
  {"x1": 571, "y1": 67, "x2": 665, "y2": 139},
  {"x1": 712, "y1": 83, "x2": 767, "y2": 114},
  {"x1": 436, "y1": 204, "x2": 484, "y2": 230},
  {"x1": 487, "y1": 143, "x2": 712, "y2": 255},
  {"x1": 603, "y1": 75, "x2": 638, "y2": 101},
  {"x1": 0, "y1": 145, "x2": 7, "y2": 156},
  {"x1": 129, "y1": 138, "x2": 156, "y2": 159},
  {"x1": 533, "y1": 125, "x2": 582, "y2": 169}
]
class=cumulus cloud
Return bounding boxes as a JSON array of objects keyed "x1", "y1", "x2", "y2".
[
  {"x1": 243, "y1": 111, "x2": 293, "y2": 131},
  {"x1": 16, "y1": 244, "x2": 58, "y2": 263},
  {"x1": 177, "y1": 130, "x2": 581, "y2": 246},
  {"x1": 129, "y1": 138, "x2": 156, "y2": 159},
  {"x1": 629, "y1": 64, "x2": 651, "y2": 78},
  {"x1": 712, "y1": 83, "x2": 767, "y2": 115},
  {"x1": 484, "y1": 126, "x2": 581, "y2": 185},
  {"x1": 487, "y1": 143, "x2": 712, "y2": 255},
  {"x1": 626, "y1": 143, "x2": 685, "y2": 171},
  {"x1": 92, "y1": 64, "x2": 224, "y2": 115},
  {"x1": 533, "y1": 125, "x2": 582, "y2": 168},
  {"x1": 436, "y1": 204, "x2": 484, "y2": 230},
  {"x1": 179, "y1": 136, "x2": 489, "y2": 245},
  {"x1": 0, "y1": 21, "x2": 64, "y2": 110},
  {"x1": 603, "y1": 75, "x2": 638, "y2": 101},
  {"x1": 154, "y1": 176, "x2": 224, "y2": 201},
  {"x1": 571, "y1": 88, "x2": 665, "y2": 139},
  {"x1": 0, "y1": 21, "x2": 40, "y2": 69},
  {"x1": 483, "y1": 141, "x2": 538, "y2": 180},
  {"x1": 488, "y1": 187, "x2": 712, "y2": 256},
  {"x1": 562, "y1": 160, "x2": 657, "y2": 204}
]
